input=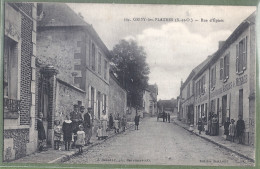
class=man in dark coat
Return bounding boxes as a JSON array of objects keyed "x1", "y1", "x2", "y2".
[
  {"x1": 70, "y1": 104, "x2": 83, "y2": 148},
  {"x1": 83, "y1": 107, "x2": 93, "y2": 145},
  {"x1": 236, "y1": 115, "x2": 245, "y2": 144},
  {"x1": 109, "y1": 114, "x2": 114, "y2": 129},
  {"x1": 168, "y1": 113, "x2": 171, "y2": 123},
  {"x1": 162, "y1": 111, "x2": 166, "y2": 122},
  {"x1": 134, "y1": 114, "x2": 140, "y2": 130}
]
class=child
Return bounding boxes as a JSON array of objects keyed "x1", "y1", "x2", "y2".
[
  {"x1": 229, "y1": 119, "x2": 236, "y2": 142},
  {"x1": 75, "y1": 125, "x2": 85, "y2": 154},
  {"x1": 62, "y1": 115, "x2": 73, "y2": 151},
  {"x1": 54, "y1": 120, "x2": 62, "y2": 150},
  {"x1": 114, "y1": 119, "x2": 119, "y2": 133},
  {"x1": 97, "y1": 125, "x2": 102, "y2": 140}
]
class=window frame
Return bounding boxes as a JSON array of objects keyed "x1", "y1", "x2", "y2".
[{"x1": 236, "y1": 36, "x2": 247, "y2": 74}]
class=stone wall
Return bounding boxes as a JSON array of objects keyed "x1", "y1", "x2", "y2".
[
  {"x1": 109, "y1": 75, "x2": 127, "y2": 118},
  {"x1": 55, "y1": 79, "x2": 86, "y2": 124},
  {"x1": 37, "y1": 27, "x2": 86, "y2": 90}
]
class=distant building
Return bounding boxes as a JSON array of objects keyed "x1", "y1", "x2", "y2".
[
  {"x1": 178, "y1": 56, "x2": 211, "y2": 124},
  {"x1": 143, "y1": 84, "x2": 158, "y2": 117},
  {"x1": 36, "y1": 3, "x2": 111, "y2": 146},
  {"x1": 3, "y1": 3, "x2": 38, "y2": 161}
]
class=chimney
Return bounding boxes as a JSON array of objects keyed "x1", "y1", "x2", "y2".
[{"x1": 218, "y1": 41, "x2": 225, "y2": 49}]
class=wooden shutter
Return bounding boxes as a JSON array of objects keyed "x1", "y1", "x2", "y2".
[
  {"x1": 220, "y1": 58, "x2": 224, "y2": 80},
  {"x1": 236, "y1": 44, "x2": 239, "y2": 73},
  {"x1": 243, "y1": 36, "x2": 247, "y2": 70},
  {"x1": 226, "y1": 54, "x2": 230, "y2": 78}
]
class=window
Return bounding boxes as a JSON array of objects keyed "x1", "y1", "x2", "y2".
[
  {"x1": 98, "y1": 52, "x2": 102, "y2": 75},
  {"x1": 236, "y1": 37, "x2": 247, "y2": 74},
  {"x1": 4, "y1": 36, "x2": 20, "y2": 115},
  {"x1": 196, "y1": 75, "x2": 206, "y2": 96},
  {"x1": 223, "y1": 53, "x2": 230, "y2": 81},
  {"x1": 104, "y1": 60, "x2": 108, "y2": 80},
  {"x1": 220, "y1": 58, "x2": 224, "y2": 80},
  {"x1": 92, "y1": 43, "x2": 96, "y2": 71},
  {"x1": 210, "y1": 66, "x2": 216, "y2": 89},
  {"x1": 103, "y1": 94, "x2": 107, "y2": 113},
  {"x1": 187, "y1": 83, "x2": 190, "y2": 98}
]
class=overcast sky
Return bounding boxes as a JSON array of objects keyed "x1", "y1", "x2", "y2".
[{"x1": 67, "y1": 3, "x2": 256, "y2": 100}]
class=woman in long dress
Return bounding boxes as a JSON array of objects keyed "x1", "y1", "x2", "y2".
[{"x1": 37, "y1": 112, "x2": 46, "y2": 151}]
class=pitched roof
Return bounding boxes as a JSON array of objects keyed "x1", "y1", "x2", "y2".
[
  {"x1": 146, "y1": 84, "x2": 158, "y2": 94},
  {"x1": 181, "y1": 55, "x2": 212, "y2": 90},
  {"x1": 38, "y1": 3, "x2": 111, "y2": 59},
  {"x1": 193, "y1": 11, "x2": 256, "y2": 80},
  {"x1": 38, "y1": 3, "x2": 89, "y2": 27}
]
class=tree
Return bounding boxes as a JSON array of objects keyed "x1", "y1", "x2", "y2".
[{"x1": 111, "y1": 40, "x2": 150, "y2": 113}]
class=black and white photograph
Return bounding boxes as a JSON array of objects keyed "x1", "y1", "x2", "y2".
[{"x1": 2, "y1": 1, "x2": 258, "y2": 167}]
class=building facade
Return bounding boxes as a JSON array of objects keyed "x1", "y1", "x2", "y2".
[
  {"x1": 143, "y1": 84, "x2": 158, "y2": 117},
  {"x1": 36, "y1": 3, "x2": 110, "y2": 146},
  {"x1": 3, "y1": 3, "x2": 38, "y2": 161},
  {"x1": 180, "y1": 12, "x2": 256, "y2": 146},
  {"x1": 178, "y1": 56, "x2": 211, "y2": 124}
]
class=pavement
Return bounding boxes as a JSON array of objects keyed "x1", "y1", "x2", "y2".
[
  {"x1": 172, "y1": 118, "x2": 255, "y2": 163},
  {"x1": 9, "y1": 122, "x2": 135, "y2": 164}
]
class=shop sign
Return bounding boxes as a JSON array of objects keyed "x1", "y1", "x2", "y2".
[{"x1": 236, "y1": 74, "x2": 248, "y2": 86}]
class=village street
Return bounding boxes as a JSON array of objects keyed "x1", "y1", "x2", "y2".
[{"x1": 64, "y1": 117, "x2": 253, "y2": 166}]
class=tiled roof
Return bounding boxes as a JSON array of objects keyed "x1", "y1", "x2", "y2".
[{"x1": 38, "y1": 3, "x2": 89, "y2": 27}]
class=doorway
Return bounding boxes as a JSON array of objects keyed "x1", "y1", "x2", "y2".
[{"x1": 222, "y1": 95, "x2": 227, "y2": 125}]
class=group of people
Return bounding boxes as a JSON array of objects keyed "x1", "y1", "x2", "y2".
[
  {"x1": 108, "y1": 113, "x2": 127, "y2": 133},
  {"x1": 197, "y1": 114, "x2": 245, "y2": 144},
  {"x1": 37, "y1": 105, "x2": 95, "y2": 154},
  {"x1": 224, "y1": 115, "x2": 245, "y2": 144},
  {"x1": 162, "y1": 111, "x2": 171, "y2": 123}
]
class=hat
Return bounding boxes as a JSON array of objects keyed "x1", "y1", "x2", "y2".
[
  {"x1": 80, "y1": 106, "x2": 85, "y2": 109},
  {"x1": 79, "y1": 124, "x2": 83, "y2": 129},
  {"x1": 87, "y1": 107, "x2": 92, "y2": 110},
  {"x1": 73, "y1": 104, "x2": 79, "y2": 108}
]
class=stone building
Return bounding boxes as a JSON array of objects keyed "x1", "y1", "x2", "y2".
[
  {"x1": 178, "y1": 56, "x2": 211, "y2": 124},
  {"x1": 3, "y1": 3, "x2": 38, "y2": 161},
  {"x1": 109, "y1": 72, "x2": 127, "y2": 118},
  {"x1": 179, "y1": 12, "x2": 256, "y2": 145},
  {"x1": 143, "y1": 84, "x2": 158, "y2": 117},
  {"x1": 36, "y1": 3, "x2": 110, "y2": 146}
]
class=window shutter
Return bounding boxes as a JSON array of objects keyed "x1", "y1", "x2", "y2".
[
  {"x1": 214, "y1": 66, "x2": 216, "y2": 86},
  {"x1": 88, "y1": 86, "x2": 91, "y2": 108},
  {"x1": 243, "y1": 36, "x2": 247, "y2": 70},
  {"x1": 220, "y1": 58, "x2": 224, "y2": 80},
  {"x1": 203, "y1": 76, "x2": 206, "y2": 93},
  {"x1": 226, "y1": 54, "x2": 230, "y2": 78},
  {"x1": 236, "y1": 44, "x2": 239, "y2": 73}
]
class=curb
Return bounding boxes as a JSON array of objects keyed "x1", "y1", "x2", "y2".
[
  {"x1": 48, "y1": 124, "x2": 135, "y2": 163},
  {"x1": 173, "y1": 120, "x2": 254, "y2": 163}
]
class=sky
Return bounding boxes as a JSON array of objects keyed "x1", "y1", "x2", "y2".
[{"x1": 67, "y1": 3, "x2": 256, "y2": 100}]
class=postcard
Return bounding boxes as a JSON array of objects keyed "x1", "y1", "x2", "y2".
[{"x1": 1, "y1": 1, "x2": 258, "y2": 168}]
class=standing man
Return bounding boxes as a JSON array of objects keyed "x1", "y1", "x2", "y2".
[
  {"x1": 134, "y1": 113, "x2": 140, "y2": 130},
  {"x1": 70, "y1": 104, "x2": 83, "y2": 148},
  {"x1": 168, "y1": 113, "x2": 171, "y2": 123},
  {"x1": 236, "y1": 115, "x2": 245, "y2": 144},
  {"x1": 162, "y1": 110, "x2": 166, "y2": 122},
  {"x1": 83, "y1": 107, "x2": 93, "y2": 145},
  {"x1": 109, "y1": 114, "x2": 114, "y2": 129}
]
